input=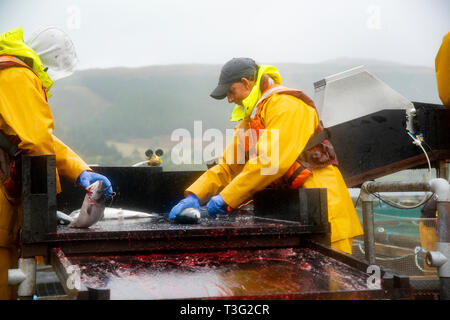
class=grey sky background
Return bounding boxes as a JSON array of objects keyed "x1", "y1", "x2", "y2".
[{"x1": 1, "y1": 0, "x2": 449, "y2": 70}]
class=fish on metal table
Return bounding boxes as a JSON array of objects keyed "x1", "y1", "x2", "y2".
[
  {"x1": 57, "y1": 207, "x2": 161, "y2": 226},
  {"x1": 69, "y1": 180, "x2": 106, "y2": 228},
  {"x1": 173, "y1": 207, "x2": 201, "y2": 224},
  {"x1": 101, "y1": 208, "x2": 160, "y2": 220}
]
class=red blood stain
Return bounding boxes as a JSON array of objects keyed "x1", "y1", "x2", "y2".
[
  {"x1": 299, "y1": 261, "x2": 312, "y2": 271},
  {"x1": 65, "y1": 247, "x2": 370, "y2": 299}
]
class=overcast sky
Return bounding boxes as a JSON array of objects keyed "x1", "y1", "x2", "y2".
[{"x1": 1, "y1": 0, "x2": 449, "y2": 69}]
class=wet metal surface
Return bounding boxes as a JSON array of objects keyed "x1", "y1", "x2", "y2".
[
  {"x1": 41, "y1": 209, "x2": 323, "y2": 256},
  {"x1": 66, "y1": 247, "x2": 373, "y2": 300},
  {"x1": 51, "y1": 213, "x2": 311, "y2": 242}
]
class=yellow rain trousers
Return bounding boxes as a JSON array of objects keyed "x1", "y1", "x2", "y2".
[
  {"x1": 436, "y1": 32, "x2": 450, "y2": 107},
  {"x1": 0, "y1": 65, "x2": 91, "y2": 299},
  {"x1": 187, "y1": 93, "x2": 363, "y2": 254}
]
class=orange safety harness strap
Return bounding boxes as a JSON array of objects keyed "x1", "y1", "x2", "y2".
[
  {"x1": 245, "y1": 84, "x2": 338, "y2": 191},
  {"x1": 0, "y1": 55, "x2": 48, "y2": 101}
]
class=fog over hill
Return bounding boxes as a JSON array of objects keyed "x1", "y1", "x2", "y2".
[{"x1": 48, "y1": 58, "x2": 442, "y2": 168}]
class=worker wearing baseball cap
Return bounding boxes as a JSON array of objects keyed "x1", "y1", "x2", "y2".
[
  {"x1": 0, "y1": 26, "x2": 113, "y2": 299},
  {"x1": 170, "y1": 57, "x2": 363, "y2": 254}
]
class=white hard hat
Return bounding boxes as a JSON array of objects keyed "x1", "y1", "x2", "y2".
[{"x1": 25, "y1": 26, "x2": 78, "y2": 81}]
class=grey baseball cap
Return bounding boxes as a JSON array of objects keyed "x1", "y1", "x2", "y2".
[{"x1": 210, "y1": 57, "x2": 258, "y2": 100}]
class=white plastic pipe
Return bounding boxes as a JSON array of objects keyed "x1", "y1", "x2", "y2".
[
  {"x1": 430, "y1": 178, "x2": 450, "y2": 202},
  {"x1": 8, "y1": 269, "x2": 26, "y2": 286}
]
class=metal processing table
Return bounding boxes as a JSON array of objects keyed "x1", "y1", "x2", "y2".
[
  {"x1": 45, "y1": 214, "x2": 410, "y2": 300},
  {"x1": 52, "y1": 246, "x2": 380, "y2": 300},
  {"x1": 50, "y1": 214, "x2": 318, "y2": 254},
  {"x1": 17, "y1": 163, "x2": 412, "y2": 299}
]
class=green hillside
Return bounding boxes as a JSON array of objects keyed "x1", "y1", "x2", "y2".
[{"x1": 48, "y1": 59, "x2": 442, "y2": 169}]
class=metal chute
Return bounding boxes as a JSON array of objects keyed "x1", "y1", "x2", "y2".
[{"x1": 314, "y1": 66, "x2": 416, "y2": 132}]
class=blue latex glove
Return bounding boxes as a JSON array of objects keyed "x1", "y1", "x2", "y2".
[
  {"x1": 206, "y1": 194, "x2": 227, "y2": 219},
  {"x1": 169, "y1": 193, "x2": 200, "y2": 221},
  {"x1": 76, "y1": 170, "x2": 113, "y2": 198}
]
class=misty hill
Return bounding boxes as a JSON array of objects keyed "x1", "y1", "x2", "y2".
[{"x1": 49, "y1": 58, "x2": 442, "y2": 168}]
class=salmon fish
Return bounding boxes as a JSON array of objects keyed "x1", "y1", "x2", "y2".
[
  {"x1": 174, "y1": 207, "x2": 201, "y2": 224},
  {"x1": 69, "y1": 180, "x2": 106, "y2": 228}
]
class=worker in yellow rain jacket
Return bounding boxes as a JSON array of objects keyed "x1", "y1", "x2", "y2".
[
  {"x1": 0, "y1": 26, "x2": 114, "y2": 300},
  {"x1": 417, "y1": 32, "x2": 450, "y2": 265},
  {"x1": 170, "y1": 58, "x2": 363, "y2": 254},
  {"x1": 435, "y1": 32, "x2": 450, "y2": 107}
]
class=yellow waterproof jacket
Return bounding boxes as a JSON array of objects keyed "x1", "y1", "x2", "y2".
[
  {"x1": 436, "y1": 32, "x2": 450, "y2": 107},
  {"x1": 187, "y1": 93, "x2": 363, "y2": 243},
  {"x1": 0, "y1": 62, "x2": 91, "y2": 192}
]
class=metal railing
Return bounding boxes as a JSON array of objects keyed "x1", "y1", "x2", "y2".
[{"x1": 359, "y1": 178, "x2": 450, "y2": 300}]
